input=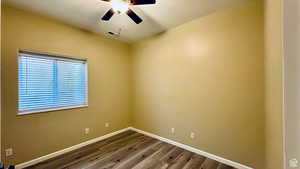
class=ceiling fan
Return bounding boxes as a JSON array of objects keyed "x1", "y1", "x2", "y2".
[{"x1": 100, "y1": 0, "x2": 156, "y2": 24}]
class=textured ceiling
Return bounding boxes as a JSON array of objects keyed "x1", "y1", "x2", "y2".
[{"x1": 3, "y1": 0, "x2": 247, "y2": 42}]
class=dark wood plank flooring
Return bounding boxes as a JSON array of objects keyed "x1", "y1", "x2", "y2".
[{"x1": 25, "y1": 130, "x2": 236, "y2": 169}]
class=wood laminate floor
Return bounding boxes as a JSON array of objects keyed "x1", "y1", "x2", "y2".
[{"x1": 25, "y1": 130, "x2": 236, "y2": 169}]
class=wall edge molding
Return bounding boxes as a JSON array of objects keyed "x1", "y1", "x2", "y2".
[
  {"x1": 16, "y1": 126, "x2": 253, "y2": 169},
  {"x1": 15, "y1": 127, "x2": 131, "y2": 169},
  {"x1": 129, "y1": 127, "x2": 253, "y2": 169}
]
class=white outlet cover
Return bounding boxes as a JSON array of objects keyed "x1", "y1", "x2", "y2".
[
  {"x1": 171, "y1": 128, "x2": 175, "y2": 134},
  {"x1": 105, "y1": 123, "x2": 110, "y2": 127},
  {"x1": 5, "y1": 148, "x2": 13, "y2": 156},
  {"x1": 85, "y1": 128, "x2": 90, "y2": 134},
  {"x1": 190, "y1": 132, "x2": 195, "y2": 139},
  {"x1": 289, "y1": 158, "x2": 298, "y2": 168}
]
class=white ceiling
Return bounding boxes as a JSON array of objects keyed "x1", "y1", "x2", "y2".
[{"x1": 3, "y1": 0, "x2": 247, "y2": 42}]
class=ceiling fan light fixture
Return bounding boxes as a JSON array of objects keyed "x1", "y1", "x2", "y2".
[
  {"x1": 111, "y1": 0, "x2": 129, "y2": 13},
  {"x1": 101, "y1": 0, "x2": 155, "y2": 24}
]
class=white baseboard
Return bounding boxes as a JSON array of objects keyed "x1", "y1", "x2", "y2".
[
  {"x1": 16, "y1": 126, "x2": 253, "y2": 169},
  {"x1": 15, "y1": 127, "x2": 131, "y2": 169},
  {"x1": 129, "y1": 127, "x2": 253, "y2": 169}
]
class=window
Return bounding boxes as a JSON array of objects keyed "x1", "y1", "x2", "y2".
[{"x1": 18, "y1": 50, "x2": 88, "y2": 115}]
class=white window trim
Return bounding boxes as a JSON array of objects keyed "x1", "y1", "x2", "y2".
[
  {"x1": 17, "y1": 50, "x2": 89, "y2": 116},
  {"x1": 18, "y1": 104, "x2": 89, "y2": 116}
]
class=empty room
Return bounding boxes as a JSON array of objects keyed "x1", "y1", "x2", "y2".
[{"x1": 0, "y1": 0, "x2": 294, "y2": 169}]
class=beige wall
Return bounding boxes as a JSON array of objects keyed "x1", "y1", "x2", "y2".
[
  {"x1": 131, "y1": 1, "x2": 265, "y2": 169},
  {"x1": 264, "y1": 0, "x2": 284, "y2": 168},
  {"x1": 1, "y1": 5, "x2": 132, "y2": 165},
  {"x1": 1, "y1": 1, "x2": 286, "y2": 168},
  {"x1": 284, "y1": 0, "x2": 300, "y2": 168}
]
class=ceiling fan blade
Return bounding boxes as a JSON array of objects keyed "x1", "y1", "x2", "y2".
[
  {"x1": 126, "y1": 9, "x2": 143, "y2": 24},
  {"x1": 101, "y1": 8, "x2": 114, "y2": 21},
  {"x1": 130, "y1": 0, "x2": 155, "y2": 5},
  {"x1": 101, "y1": 0, "x2": 110, "y2": 1}
]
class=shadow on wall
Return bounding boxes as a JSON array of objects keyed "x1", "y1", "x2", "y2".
[{"x1": 284, "y1": 0, "x2": 300, "y2": 168}]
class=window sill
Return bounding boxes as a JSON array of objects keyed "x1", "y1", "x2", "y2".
[{"x1": 18, "y1": 104, "x2": 88, "y2": 116}]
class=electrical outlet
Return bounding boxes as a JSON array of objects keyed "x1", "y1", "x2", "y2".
[
  {"x1": 289, "y1": 158, "x2": 298, "y2": 168},
  {"x1": 85, "y1": 128, "x2": 90, "y2": 135},
  {"x1": 105, "y1": 122, "x2": 110, "y2": 128},
  {"x1": 171, "y1": 128, "x2": 175, "y2": 134},
  {"x1": 190, "y1": 132, "x2": 195, "y2": 139},
  {"x1": 5, "y1": 148, "x2": 13, "y2": 157}
]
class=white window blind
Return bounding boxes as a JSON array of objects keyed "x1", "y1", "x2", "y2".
[{"x1": 18, "y1": 51, "x2": 88, "y2": 115}]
